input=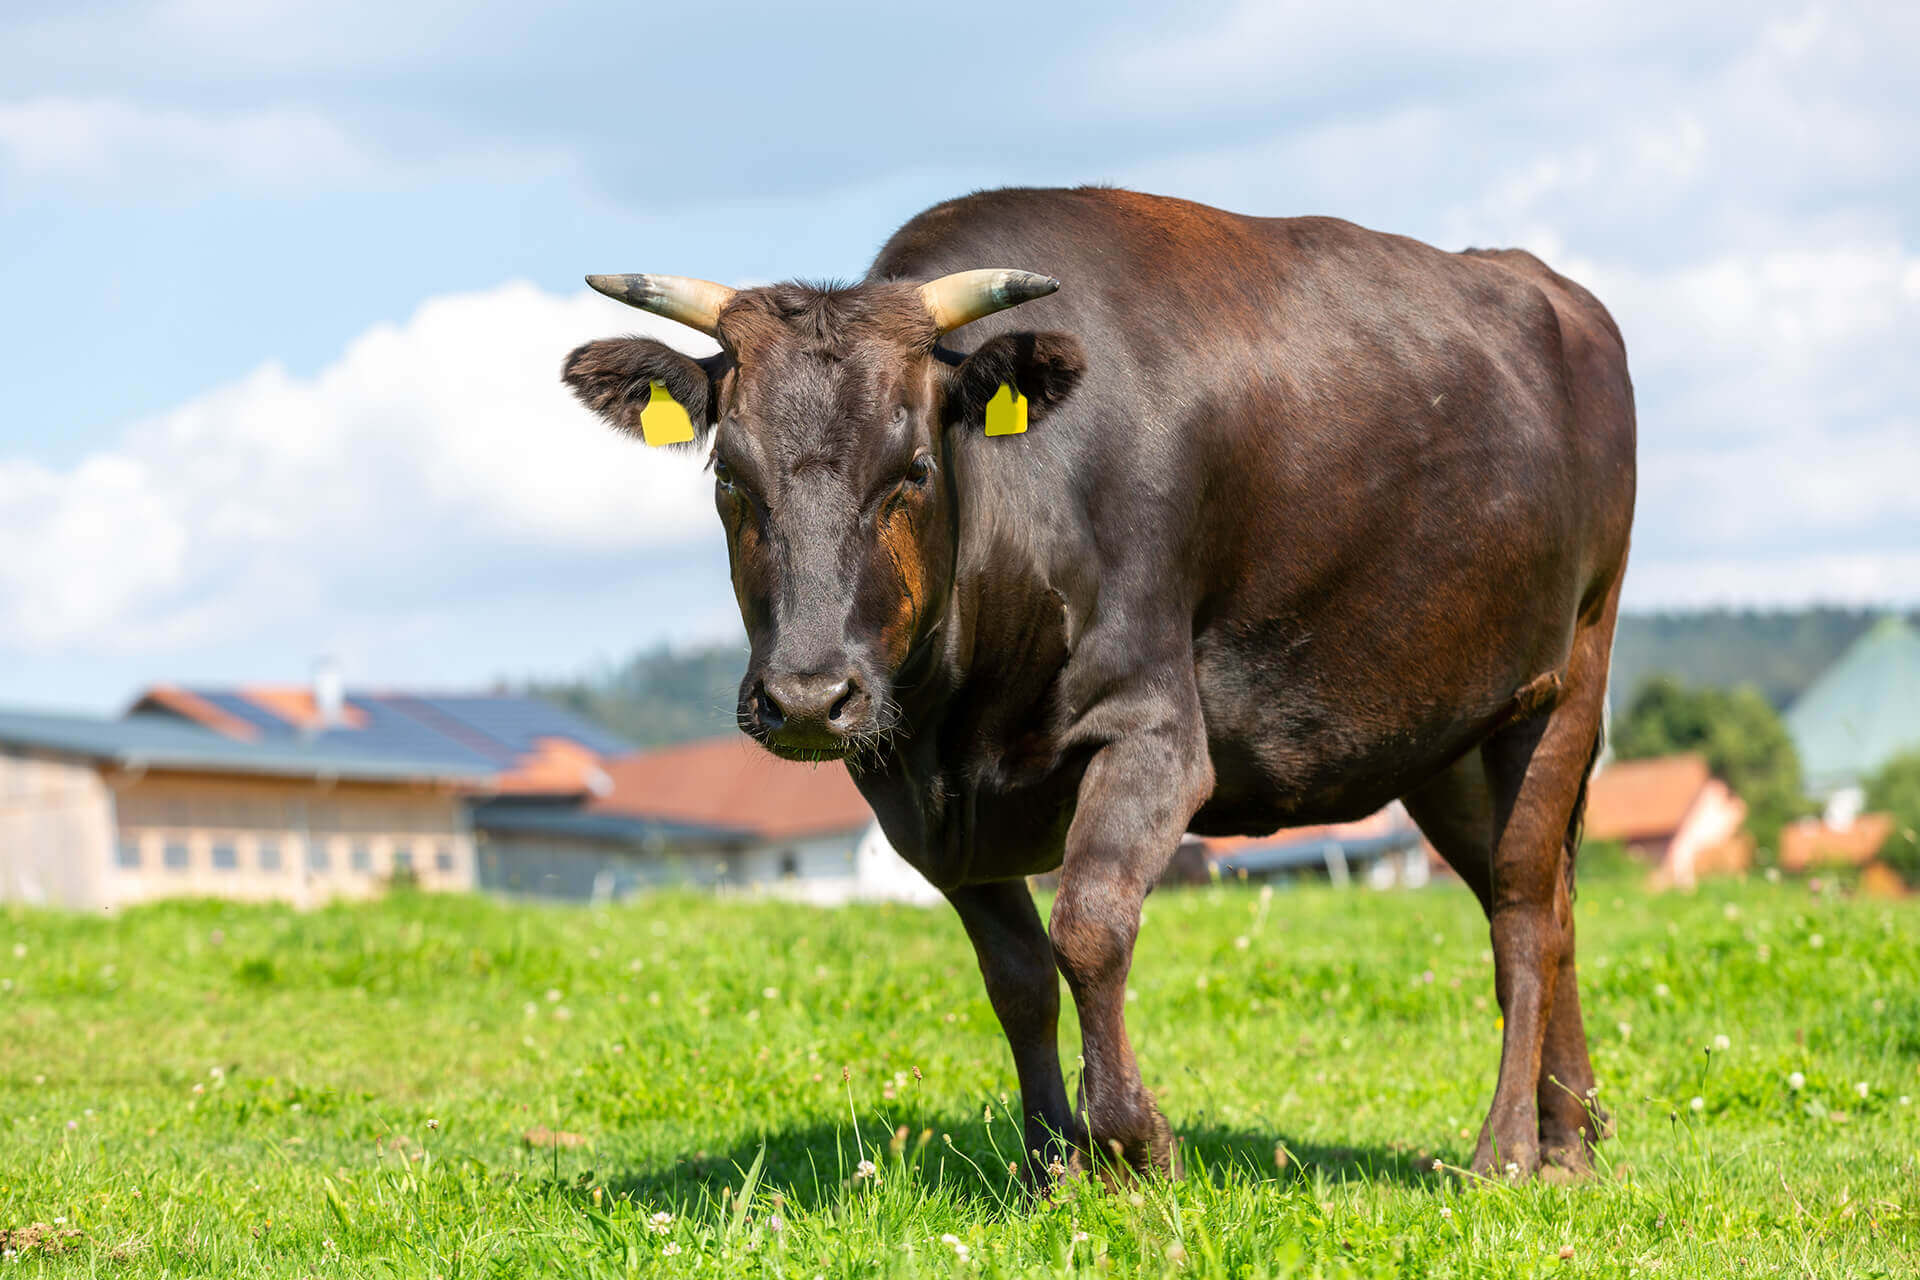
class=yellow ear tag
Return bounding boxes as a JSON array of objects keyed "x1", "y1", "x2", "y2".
[
  {"x1": 984, "y1": 382, "x2": 1028, "y2": 437},
  {"x1": 637, "y1": 380, "x2": 695, "y2": 446}
]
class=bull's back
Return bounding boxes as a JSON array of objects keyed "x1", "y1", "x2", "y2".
[{"x1": 878, "y1": 188, "x2": 1636, "y2": 829}]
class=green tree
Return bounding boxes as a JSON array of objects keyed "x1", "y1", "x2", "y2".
[
  {"x1": 1614, "y1": 675, "x2": 1809, "y2": 858},
  {"x1": 1864, "y1": 750, "x2": 1920, "y2": 881}
]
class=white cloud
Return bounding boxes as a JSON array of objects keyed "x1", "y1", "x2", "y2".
[
  {"x1": 0, "y1": 282, "x2": 721, "y2": 657},
  {"x1": 1624, "y1": 550, "x2": 1920, "y2": 610},
  {"x1": 0, "y1": 97, "x2": 377, "y2": 195}
]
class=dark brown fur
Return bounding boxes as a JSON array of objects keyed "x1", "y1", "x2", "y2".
[{"x1": 562, "y1": 186, "x2": 1636, "y2": 1184}]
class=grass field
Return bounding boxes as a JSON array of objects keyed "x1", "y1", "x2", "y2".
[{"x1": 5, "y1": 870, "x2": 1918, "y2": 1277}]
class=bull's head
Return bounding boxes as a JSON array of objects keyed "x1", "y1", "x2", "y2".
[{"x1": 562, "y1": 270, "x2": 1084, "y2": 763}]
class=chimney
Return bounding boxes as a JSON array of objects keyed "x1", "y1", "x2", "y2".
[{"x1": 312, "y1": 657, "x2": 345, "y2": 730}]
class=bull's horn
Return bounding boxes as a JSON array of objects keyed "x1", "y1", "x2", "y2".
[
  {"x1": 585, "y1": 273, "x2": 736, "y2": 336},
  {"x1": 918, "y1": 269, "x2": 1059, "y2": 334}
]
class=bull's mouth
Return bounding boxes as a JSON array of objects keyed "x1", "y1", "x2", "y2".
[{"x1": 758, "y1": 736, "x2": 853, "y2": 764}]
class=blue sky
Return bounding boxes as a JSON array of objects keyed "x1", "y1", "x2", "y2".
[{"x1": 2, "y1": 0, "x2": 1916, "y2": 710}]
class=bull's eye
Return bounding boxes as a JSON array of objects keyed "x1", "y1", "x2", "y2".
[
  {"x1": 905, "y1": 453, "x2": 934, "y2": 487},
  {"x1": 712, "y1": 456, "x2": 736, "y2": 491}
]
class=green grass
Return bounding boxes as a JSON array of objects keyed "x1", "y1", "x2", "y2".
[{"x1": 4, "y1": 872, "x2": 1918, "y2": 1277}]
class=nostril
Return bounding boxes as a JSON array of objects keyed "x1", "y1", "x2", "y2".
[
  {"x1": 828, "y1": 678, "x2": 858, "y2": 723},
  {"x1": 755, "y1": 680, "x2": 786, "y2": 728}
]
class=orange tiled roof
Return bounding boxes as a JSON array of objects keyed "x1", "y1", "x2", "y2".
[
  {"x1": 591, "y1": 736, "x2": 874, "y2": 841},
  {"x1": 493, "y1": 737, "x2": 613, "y2": 796},
  {"x1": 238, "y1": 685, "x2": 370, "y2": 731},
  {"x1": 1780, "y1": 813, "x2": 1895, "y2": 872},
  {"x1": 133, "y1": 685, "x2": 260, "y2": 742},
  {"x1": 1196, "y1": 807, "x2": 1409, "y2": 855},
  {"x1": 1585, "y1": 754, "x2": 1712, "y2": 842}
]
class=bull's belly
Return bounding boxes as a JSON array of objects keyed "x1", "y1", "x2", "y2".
[
  {"x1": 1186, "y1": 627, "x2": 1536, "y2": 837},
  {"x1": 1187, "y1": 720, "x2": 1470, "y2": 836}
]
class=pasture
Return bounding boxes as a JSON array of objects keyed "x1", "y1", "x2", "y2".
[{"x1": 5, "y1": 870, "x2": 1917, "y2": 1277}]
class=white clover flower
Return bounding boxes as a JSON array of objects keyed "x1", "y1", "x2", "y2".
[
  {"x1": 1073, "y1": 1230, "x2": 1090, "y2": 1242},
  {"x1": 855, "y1": 1159, "x2": 878, "y2": 1181},
  {"x1": 1856, "y1": 1081, "x2": 1870, "y2": 1099},
  {"x1": 1788, "y1": 1072, "x2": 1806, "y2": 1091},
  {"x1": 1712, "y1": 1034, "x2": 1731, "y2": 1052},
  {"x1": 1808, "y1": 934, "x2": 1824, "y2": 949},
  {"x1": 1653, "y1": 982, "x2": 1671, "y2": 999},
  {"x1": 1439, "y1": 1206, "x2": 1453, "y2": 1220},
  {"x1": 662, "y1": 1242, "x2": 682, "y2": 1256},
  {"x1": 1689, "y1": 1096, "x2": 1705, "y2": 1113},
  {"x1": 647, "y1": 1211, "x2": 673, "y2": 1234}
]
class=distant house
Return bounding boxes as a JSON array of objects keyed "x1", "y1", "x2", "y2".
[
  {"x1": 1781, "y1": 812, "x2": 1895, "y2": 872},
  {"x1": 478, "y1": 736, "x2": 940, "y2": 905},
  {"x1": 1187, "y1": 803, "x2": 1431, "y2": 888},
  {"x1": 4, "y1": 676, "x2": 938, "y2": 909},
  {"x1": 1584, "y1": 753, "x2": 1749, "y2": 888},
  {"x1": 0, "y1": 708, "x2": 487, "y2": 909},
  {"x1": 1787, "y1": 616, "x2": 1920, "y2": 808},
  {"x1": 129, "y1": 681, "x2": 631, "y2": 796}
]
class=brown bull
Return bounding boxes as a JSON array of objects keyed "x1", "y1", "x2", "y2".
[{"x1": 563, "y1": 186, "x2": 1635, "y2": 1181}]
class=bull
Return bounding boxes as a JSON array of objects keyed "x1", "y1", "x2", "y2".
[{"x1": 562, "y1": 186, "x2": 1635, "y2": 1182}]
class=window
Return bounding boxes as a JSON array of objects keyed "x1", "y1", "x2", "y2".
[
  {"x1": 258, "y1": 840, "x2": 283, "y2": 872},
  {"x1": 778, "y1": 850, "x2": 800, "y2": 880},
  {"x1": 350, "y1": 843, "x2": 373, "y2": 873},
  {"x1": 392, "y1": 844, "x2": 414, "y2": 871},
  {"x1": 211, "y1": 841, "x2": 238, "y2": 871},
  {"x1": 434, "y1": 846, "x2": 455, "y2": 874},
  {"x1": 116, "y1": 837, "x2": 142, "y2": 870},
  {"x1": 307, "y1": 842, "x2": 331, "y2": 873},
  {"x1": 163, "y1": 841, "x2": 190, "y2": 871}
]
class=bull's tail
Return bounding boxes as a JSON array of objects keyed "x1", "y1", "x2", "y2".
[{"x1": 1564, "y1": 720, "x2": 1605, "y2": 897}]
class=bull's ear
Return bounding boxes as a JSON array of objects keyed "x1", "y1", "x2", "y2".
[
  {"x1": 950, "y1": 331, "x2": 1086, "y2": 430},
  {"x1": 561, "y1": 337, "x2": 729, "y2": 446}
]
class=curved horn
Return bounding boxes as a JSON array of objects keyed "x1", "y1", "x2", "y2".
[
  {"x1": 584, "y1": 273, "x2": 736, "y2": 336},
  {"x1": 918, "y1": 269, "x2": 1059, "y2": 334}
]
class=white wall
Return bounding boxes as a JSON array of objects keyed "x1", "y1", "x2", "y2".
[{"x1": 0, "y1": 749, "x2": 114, "y2": 908}]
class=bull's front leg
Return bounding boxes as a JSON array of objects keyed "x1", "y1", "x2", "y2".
[
  {"x1": 945, "y1": 880, "x2": 1078, "y2": 1181},
  {"x1": 1049, "y1": 707, "x2": 1212, "y2": 1181}
]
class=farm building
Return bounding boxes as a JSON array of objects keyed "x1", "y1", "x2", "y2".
[
  {"x1": 1584, "y1": 752, "x2": 1750, "y2": 888},
  {"x1": 128, "y1": 679, "x2": 632, "y2": 797},
  {"x1": 1182, "y1": 803, "x2": 1432, "y2": 888},
  {"x1": 0, "y1": 708, "x2": 486, "y2": 909},
  {"x1": 2, "y1": 676, "x2": 935, "y2": 908},
  {"x1": 477, "y1": 735, "x2": 938, "y2": 905}
]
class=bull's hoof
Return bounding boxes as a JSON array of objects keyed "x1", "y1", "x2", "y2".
[
  {"x1": 1469, "y1": 1125, "x2": 1539, "y2": 1182},
  {"x1": 1539, "y1": 1119, "x2": 1602, "y2": 1181},
  {"x1": 1064, "y1": 1093, "x2": 1180, "y2": 1187},
  {"x1": 1537, "y1": 1094, "x2": 1610, "y2": 1181}
]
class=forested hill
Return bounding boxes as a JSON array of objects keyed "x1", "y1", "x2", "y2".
[
  {"x1": 528, "y1": 643, "x2": 746, "y2": 748},
  {"x1": 1610, "y1": 607, "x2": 1917, "y2": 711},
  {"x1": 527, "y1": 608, "x2": 1918, "y2": 746}
]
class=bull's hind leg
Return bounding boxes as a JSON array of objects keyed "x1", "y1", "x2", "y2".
[
  {"x1": 1405, "y1": 621, "x2": 1611, "y2": 1177},
  {"x1": 1405, "y1": 747, "x2": 1607, "y2": 1177}
]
